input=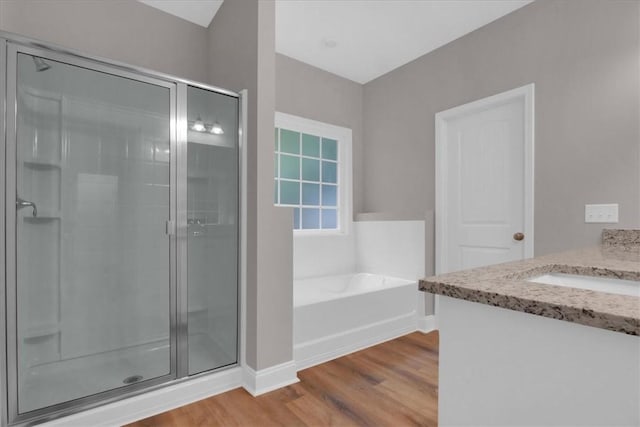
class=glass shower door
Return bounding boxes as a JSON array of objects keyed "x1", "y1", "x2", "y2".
[
  {"x1": 185, "y1": 86, "x2": 238, "y2": 375},
  {"x1": 8, "y1": 50, "x2": 175, "y2": 416}
]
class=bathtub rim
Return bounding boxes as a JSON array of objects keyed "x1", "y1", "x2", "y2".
[{"x1": 293, "y1": 272, "x2": 417, "y2": 307}]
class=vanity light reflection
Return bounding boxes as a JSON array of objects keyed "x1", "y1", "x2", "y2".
[
  {"x1": 191, "y1": 116, "x2": 206, "y2": 132},
  {"x1": 210, "y1": 121, "x2": 224, "y2": 135},
  {"x1": 190, "y1": 116, "x2": 224, "y2": 135}
]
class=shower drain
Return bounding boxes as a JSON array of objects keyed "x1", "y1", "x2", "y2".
[{"x1": 123, "y1": 375, "x2": 144, "y2": 384}]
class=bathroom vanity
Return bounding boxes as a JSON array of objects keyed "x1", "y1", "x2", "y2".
[{"x1": 420, "y1": 230, "x2": 640, "y2": 426}]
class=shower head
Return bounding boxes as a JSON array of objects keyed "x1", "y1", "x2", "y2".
[{"x1": 33, "y1": 57, "x2": 51, "y2": 72}]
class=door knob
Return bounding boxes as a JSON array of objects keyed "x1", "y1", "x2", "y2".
[{"x1": 513, "y1": 232, "x2": 525, "y2": 241}]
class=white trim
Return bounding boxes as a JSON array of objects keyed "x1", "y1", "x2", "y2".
[
  {"x1": 294, "y1": 312, "x2": 422, "y2": 371},
  {"x1": 274, "y1": 112, "x2": 353, "y2": 236},
  {"x1": 43, "y1": 368, "x2": 243, "y2": 427},
  {"x1": 239, "y1": 90, "x2": 248, "y2": 373},
  {"x1": 242, "y1": 361, "x2": 299, "y2": 396},
  {"x1": 435, "y1": 83, "x2": 535, "y2": 276},
  {"x1": 417, "y1": 315, "x2": 438, "y2": 333},
  {"x1": 275, "y1": 112, "x2": 353, "y2": 143}
]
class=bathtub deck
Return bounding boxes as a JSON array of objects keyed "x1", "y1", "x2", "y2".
[{"x1": 126, "y1": 331, "x2": 439, "y2": 426}]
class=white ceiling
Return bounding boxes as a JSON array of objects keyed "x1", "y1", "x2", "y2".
[
  {"x1": 139, "y1": 0, "x2": 533, "y2": 84},
  {"x1": 138, "y1": 0, "x2": 223, "y2": 28},
  {"x1": 276, "y1": 0, "x2": 533, "y2": 84}
]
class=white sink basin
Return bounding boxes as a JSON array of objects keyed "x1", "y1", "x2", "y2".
[{"x1": 528, "y1": 273, "x2": 640, "y2": 297}]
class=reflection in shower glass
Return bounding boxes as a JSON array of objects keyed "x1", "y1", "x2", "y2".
[
  {"x1": 186, "y1": 86, "x2": 238, "y2": 375},
  {"x1": 15, "y1": 53, "x2": 172, "y2": 413}
]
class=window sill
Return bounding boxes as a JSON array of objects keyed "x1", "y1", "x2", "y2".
[{"x1": 293, "y1": 229, "x2": 349, "y2": 237}]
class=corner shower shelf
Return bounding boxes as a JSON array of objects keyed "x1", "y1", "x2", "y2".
[
  {"x1": 23, "y1": 160, "x2": 62, "y2": 169},
  {"x1": 187, "y1": 131, "x2": 234, "y2": 148},
  {"x1": 187, "y1": 172, "x2": 210, "y2": 180},
  {"x1": 23, "y1": 323, "x2": 60, "y2": 341},
  {"x1": 23, "y1": 212, "x2": 61, "y2": 222},
  {"x1": 188, "y1": 305, "x2": 207, "y2": 314}
]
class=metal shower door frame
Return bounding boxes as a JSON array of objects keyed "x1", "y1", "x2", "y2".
[
  {"x1": 175, "y1": 84, "x2": 243, "y2": 380},
  {"x1": 4, "y1": 40, "x2": 179, "y2": 425},
  {"x1": 1, "y1": 35, "x2": 8, "y2": 427},
  {"x1": 0, "y1": 31, "x2": 243, "y2": 427}
]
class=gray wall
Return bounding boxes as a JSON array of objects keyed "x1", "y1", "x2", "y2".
[
  {"x1": 275, "y1": 54, "x2": 364, "y2": 216},
  {"x1": 0, "y1": 0, "x2": 208, "y2": 83},
  {"x1": 208, "y1": 0, "x2": 293, "y2": 371},
  {"x1": 362, "y1": 0, "x2": 640, "y2": 255}
]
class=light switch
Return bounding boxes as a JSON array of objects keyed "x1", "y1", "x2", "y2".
[{"x1": 585, "y1": 204, "x2": 619, "y2": 223}]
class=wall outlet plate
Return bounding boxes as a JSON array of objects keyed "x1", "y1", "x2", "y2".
[{"x1": 585, "y1": 204, "x2": 619, "y2": 223}]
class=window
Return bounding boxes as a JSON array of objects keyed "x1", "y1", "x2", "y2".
[{"x1": 274, "y1": 113, "x2": 352, "y2": 233}]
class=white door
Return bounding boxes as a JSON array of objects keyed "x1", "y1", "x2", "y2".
[{"x1": 435, "y1": 84, "x2": 534, "y2": 274}]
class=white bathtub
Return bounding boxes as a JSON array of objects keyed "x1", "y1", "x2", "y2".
[{"x1": 293, "y1": 273, "x2": 421, "y2": 370}]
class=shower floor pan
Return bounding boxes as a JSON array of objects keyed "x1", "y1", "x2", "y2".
[{"x1": 19, "y1": 334, "x2": 233, "y2": 414}]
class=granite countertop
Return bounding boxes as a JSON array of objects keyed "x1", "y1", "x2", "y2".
[{"x1": 419, "y1": 230, "x2": 640, "y2": 336}]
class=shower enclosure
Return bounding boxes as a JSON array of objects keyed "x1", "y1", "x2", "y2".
[{"x1": 0, "y1": 34, "x2": 241, "y2": 425}]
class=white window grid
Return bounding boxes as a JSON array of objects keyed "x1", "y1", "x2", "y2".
[{"x1": 274, "y1": 128, "x2": 340, "y2": 230}]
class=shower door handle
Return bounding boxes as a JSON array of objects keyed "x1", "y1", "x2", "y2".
[
  {"x1": 166, "y1": 220, "x2": 175, "y2": 236},
  {"x1": 16, "y1": 197, "x2": 37, "y2": 217}
]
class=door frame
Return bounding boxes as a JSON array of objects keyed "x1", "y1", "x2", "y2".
[{"x1": 435, "y1": 83, "x2": 535, "y2": 275}]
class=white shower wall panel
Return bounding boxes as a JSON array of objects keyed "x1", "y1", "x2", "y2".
[
  {"x1": 293, "y1": 220, "x2": 426, "y2": 281},
  {"x1": 355, "y1": 220, "x2": 425, "y2": 280},
  {"x1": 293, "y1": 233, "x2": 356, "y2": 279},
  {"x1": 58, "y1": 97, "x2": 171, "y2": 360}
]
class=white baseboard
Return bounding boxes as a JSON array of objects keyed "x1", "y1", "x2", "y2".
[
  {"x1": 417, "y1": 315, "x2": 438, "y2": 333},
  {"x1": 242, "y1": 360, "x2": 299, "y2": 396},
  {"x1": 44, "y1": 367, "x2": 243, "y2": 427},
  {"x1": 294, "y1": 312, "x2": 419, "y2": 371}
]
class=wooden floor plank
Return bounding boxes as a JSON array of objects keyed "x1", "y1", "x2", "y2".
[
  {"x1": 284, "y1": 389, "x2": 359, "y2": 427},
  {"x1": 338, "y1": 352, "x2": 438, "y2": 401},
  {"x1": 299, "y1": 362, "x2": 420, "y2": 426},
  {"x1": 125, "y1": 331, "x2": 439, "y2": 426},
  {"x1": 253, "y1": 391, "x2": 307, "y2": 427}
]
